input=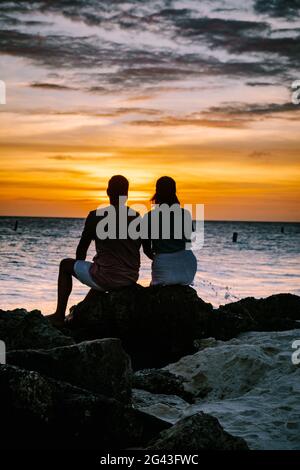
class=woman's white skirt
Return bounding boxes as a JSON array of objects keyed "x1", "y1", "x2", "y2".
[{"x1": 151, "y1": 249, "x2": 197, "y2": 286}]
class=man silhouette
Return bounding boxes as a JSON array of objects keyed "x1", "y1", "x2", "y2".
[{"x1": 48, "y1": 175, "x2": 141, "y2": 326}]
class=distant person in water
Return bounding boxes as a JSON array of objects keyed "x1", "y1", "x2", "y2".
[
  {"x1": 48, "y1": 175, "x2": 141, "y2": 327},
  {"x1": 142, "y1": 176, "x2": 197, "y2": 286}
]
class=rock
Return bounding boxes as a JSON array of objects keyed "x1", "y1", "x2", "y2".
[
  {"x1": 7, "y1": 338, "x2": 132, "y2": 404},
  {"x1": 193, "y1": 337, "x2": 220, "y2": 350},
  {"x1": 166, "y1": 336, "x2": 273, "y2": 400},
  {"x1": 146, "y1": 412, "x2": 249, "y2": 450},
  {"x1": 132, "y1": 388, "x2": 189, "y2": 424},
  {"x1": 133, "y1": 369, "x2": 193, "y2": 403},
  {"x1": 0, "y1": 363, "x2": 54, "y2": 420},
  {"x1": 0, "y1": 309, "x2": 74, "y2": 350},
  {"x1": 65, "y1": 285, "x2": 213, "y2": 369},
  {"x1": 65, "y1": 286, "x2": 299, "y2": 368},
  {"x1": 0, "y1": 364, "x2": 171, "y2": 449},
  {"x1": 212, "y1": 293, "x2": 300, "y2": 340}
]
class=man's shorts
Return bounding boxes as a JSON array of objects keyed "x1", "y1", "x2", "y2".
[{"x1": 74, "y1": 261, "x2": 104, "y2": 291}]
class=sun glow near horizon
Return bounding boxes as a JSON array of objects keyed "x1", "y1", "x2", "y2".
[{"x1": 0, "y1": 0, "x2": 299, "y2": 221}]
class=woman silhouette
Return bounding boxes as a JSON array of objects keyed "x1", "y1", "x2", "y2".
[{"x1": 142, "y1": 176, "x2": 197, "y2": 286}]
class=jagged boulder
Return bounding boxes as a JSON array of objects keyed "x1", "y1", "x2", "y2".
[
  {"x1": 7, "y1": 338, "x2": 132, "y2": 404},
  {"x1": 65, "y1": 285, "x2": 213, "y2": 369},
  {"x1": 0, "y1": 309, "x2": 74, "y2": 350},
  {"x1": 211, "y1": 293, "x2": 300, "y2": 340},
  {"x1": 146, "y1": 412, "x2": 249, "y2": 450},
  {"x1": 0, "y1": 364, "x2": 170, "y2": 449},
  {"x1": 65, "y1": 286, "x2": 300, "y2": 368},
  {"x1": 133, "y1": 369, "x2": 193, "y2": 403}
]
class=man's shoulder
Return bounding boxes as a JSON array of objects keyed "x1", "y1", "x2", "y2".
[
  {"x1": 88, "y1": 206, "x2": 110, "y2": 219},
  {"x1": 88, "y1": 209, "x2": 97, "y2": 218},
  {"x1": 88, "y1": 206, "x2": 141, "y2": 221}
]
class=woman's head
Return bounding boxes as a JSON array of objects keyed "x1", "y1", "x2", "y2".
[{"x1": 152, "y1": 176, "x2": 180, "y2": 205}]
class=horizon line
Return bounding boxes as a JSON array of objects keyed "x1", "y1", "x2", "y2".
[{"x1": 0, "y1": 215, "x2": 299, "y2": 224}]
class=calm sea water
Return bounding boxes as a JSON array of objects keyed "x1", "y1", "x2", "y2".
[{"x1": 0, "y1": 217, "x2": 299, "y2": 314}]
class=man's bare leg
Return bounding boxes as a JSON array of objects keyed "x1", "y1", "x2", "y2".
[{"x1": 47, "y1": 258, "x2": 76, "y2": 326}]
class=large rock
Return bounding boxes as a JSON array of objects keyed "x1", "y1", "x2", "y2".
[
  {"x1": 0, "y1": 309, "x2": 74, "y2": 350},
  {"x1": 0, "y1": 364, "x2": 170, "y2": 449},
  {"x1": 211, "y1": 293, "x2": 300, "y2": 340},
  {"x1": 7, "y1": 338, "x2": 132, "y2": 404},
  {"x1": 65, "y1": 286, "x2": 300, "y2": 368},
  {"x1": 146, "y1": 412, "x2": 249, "y2": 450},
  {"x1": 65, "y1": 285, "x2": 213, "y2": 369}
]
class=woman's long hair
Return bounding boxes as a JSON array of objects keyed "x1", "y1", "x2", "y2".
[{"x1": 151, "y1": 176, "x2": 180, "y2": 206}]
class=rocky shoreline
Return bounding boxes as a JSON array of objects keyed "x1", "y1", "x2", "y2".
[{"x1": 1, "y1": 286, "x2": 299, "y2": 449}]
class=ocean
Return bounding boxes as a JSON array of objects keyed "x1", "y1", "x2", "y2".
[
  {"x1": 0, "y1": 216, "x2": 299, "y2": 314},
  {"x1": 0, "y1": 216, "x2": 300, "y2": 450}
]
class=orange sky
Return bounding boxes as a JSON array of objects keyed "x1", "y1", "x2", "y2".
[{"x1": 0, "y1": 1, "x2": 299, "y2": 221}]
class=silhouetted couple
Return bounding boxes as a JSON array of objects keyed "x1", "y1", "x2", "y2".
[{"x1": 48, "y1": 175, "x2": 197, "y2": 326}]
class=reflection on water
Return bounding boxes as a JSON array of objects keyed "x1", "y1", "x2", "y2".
[{"x1": 0, "y1": 217, "x2": 299, "y2": 314}]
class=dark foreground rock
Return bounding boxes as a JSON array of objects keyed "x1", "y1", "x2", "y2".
[
  {"x1": 66, "y1": 285, "x2": 213, "y2": 369},
  {"x1": 213, "y1": 293, "x2": 300, "y2": 340},
  {"x1": 0, "y1": 364, "x2": 248, "y2": 450},
  {"x1": 0, "y1": 308, "x2": 74, "y2": 350},
  {"x1": 7, "y1": 338, "x2": 132, "y2": 404},
  {"x1": 133, "y1": 369, "x2": 193, "y2": 403},
  {"x1": 0, "y1": 364, "x2": 170, "y2": 449},
  {"x1": 147, "y1": 412, "x2": 249, "y2": 450},
  {"x1": 1, "y1": 289, "x2": 299, "y2": 450},
  {"x1": 65, "y1": 286, "x2": 300, "y2": 368}
]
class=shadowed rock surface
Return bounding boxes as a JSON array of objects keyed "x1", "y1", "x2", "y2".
[
  {"x1": 0, "y1": 364, "x2": 170, "y2": 449},
  {"x1": 0, "y1": 309, "x2": 74, "y2": 350},
  {"x1": 65, "y1": 285, "x2": 213, "y2": 369},
  {"x1": 213, "y1": 293, "x2": 300, "y2": 340},
  {"x1": 7, "y1": 338, "x2": 132, "y2": 404},
  {"x1": 133, "y1": 369, "x2": 193, "y2": 403},
  {"x1": 65, "y1": 286, "x2": 300, "y2": 368},
  {"x1": 1, "y1": 288, "x2": 299, "y2": 450},
  {"x1": 146, "y1": 412, "x2": 249, "y2": 450}
]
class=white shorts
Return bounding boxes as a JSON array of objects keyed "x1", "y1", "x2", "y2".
[
  {"x1": 74, "y1": 261, "x2": 104, "y2": 291},
  {"x1": 151, "y1": 250, "x2": 197, "y2": 286}
]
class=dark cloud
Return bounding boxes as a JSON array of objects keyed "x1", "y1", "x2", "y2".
[
  {"x1": 30, "y1": 82, "x2": 77, "y2": 91},
  {"x1": 130, "y1": 101, "x2": 300, "y2": 128},
  {"x1": 247, "y1": 81, "x2": 277, "y2": 86},
  {"x1": 0, "y1": 0, "x2": 299, "y2": 98},
  {"x1": 254, "y1": 0, "x2": 300, "y2": 18},
  {"x1": 129, "y1": 115, "x2": 247, "y2": 129},
  {"x1": 199, "y1": 102, "x2": 300, "y2": 126},
  {"x1": 2, "y1": 106, "x2": 163, "y2": 118},
  {"x1": 1, "y1": 25, "x2": 284, "y2": 96},
  {"x1": 206, "y1": 102, "x2": 299, "y2": 118},
  {"x1": 159, "y1": 11, "x2": 299, "y2": 67},
  {"x1": 219, "y1": 35, "x2": 300, "y2": 66},
  {"x1": 0, "y1": 29, "x2": 109, "y2": 69},
  {"x1": 163, "y1": 15, "x2": 269, "y2": 38}
]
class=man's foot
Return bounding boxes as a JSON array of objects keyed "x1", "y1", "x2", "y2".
[{"x1": 46, "y1": 313, "x2": 65, "y2": 328}]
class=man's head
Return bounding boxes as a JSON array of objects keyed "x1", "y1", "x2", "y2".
[{"x1": 107, "y1": 175, "x2": 129, "y2": 205}]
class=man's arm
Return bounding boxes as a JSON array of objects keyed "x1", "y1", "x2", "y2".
[{"x1": 76, "y1": 212, "x2": 94, "y2": 260}]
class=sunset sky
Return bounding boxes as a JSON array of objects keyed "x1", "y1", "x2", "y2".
[{"x1": 0, "y1": 0, "x2": 299, "y2": 221}]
